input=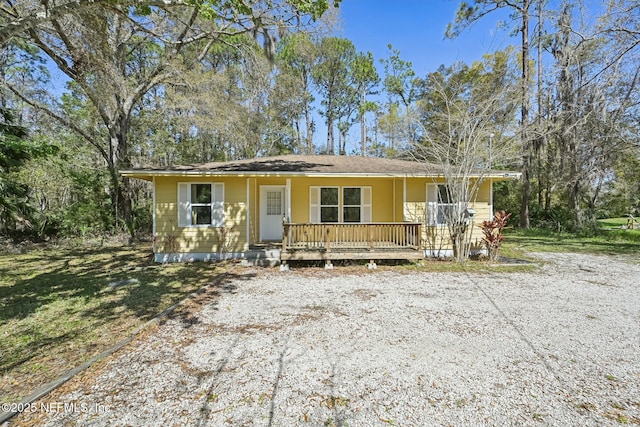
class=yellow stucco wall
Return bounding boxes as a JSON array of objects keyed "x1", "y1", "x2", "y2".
[{"x1": 153, "y1": 175, "x2": 495, "y2": 253}]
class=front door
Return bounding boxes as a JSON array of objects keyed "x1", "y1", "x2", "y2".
[{"x1": 260, "y1": 186, "x2": 286, "y2": 241}]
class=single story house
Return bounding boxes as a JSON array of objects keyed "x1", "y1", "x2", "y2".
[{"x1": 121, "y1": 155, "x2": 520, "y2": 264}]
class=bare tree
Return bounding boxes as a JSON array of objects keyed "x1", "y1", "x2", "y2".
[
  {"x1": 447, "y1": 0, "x2": 534, "y2": 228},
  {"x1": 413, "y1": 59, "x2": 520, "y2": 262}
]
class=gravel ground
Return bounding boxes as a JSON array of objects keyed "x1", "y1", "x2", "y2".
[{"x1": 5, "y1": 252, "x2": 640, "y2": 427}]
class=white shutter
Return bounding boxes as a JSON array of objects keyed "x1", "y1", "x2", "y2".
[
  {"x1": 212, "y1": 183, "x2": 225, "y2": 227},
  {"x1": 309, "y1": 186, "x2": 320, "y2": 223},
  {"x1": 178, "y1": 183, "x2": 191, "y2": 227},
  {"x1": 426, "y1": 184, "x2": 438, "y2": 226},
  {"x1": 362, "y1": 186, "x2": 372, "y2": 223}
]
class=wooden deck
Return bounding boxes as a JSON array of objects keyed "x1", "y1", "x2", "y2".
[{"x1": 281, "y1": 223, "x2": 423, "y2": 261}]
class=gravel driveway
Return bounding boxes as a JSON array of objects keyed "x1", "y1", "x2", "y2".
[{"x1": 6, "y1": 252, "x2": 640, "y2": 426}]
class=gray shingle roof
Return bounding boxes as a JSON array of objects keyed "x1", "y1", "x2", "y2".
[
  {"x1": 121, "y1": 155, "x2": 519, "y2": 179},
  {"x1": 123, "y1": 155, "x2": 440, "y2": 175}
]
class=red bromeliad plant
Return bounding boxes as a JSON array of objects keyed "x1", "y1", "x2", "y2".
[{"x1": 478, "y1": 210, "x2": 512, "y2": 261}]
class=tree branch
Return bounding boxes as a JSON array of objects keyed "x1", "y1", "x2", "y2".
[{"x1": 5, "y1": 82, "x2": 110, "y2": 162}]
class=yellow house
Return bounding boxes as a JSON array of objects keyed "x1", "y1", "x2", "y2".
[{"x1": 121, "y1": 155, "x2": 519, "y2": 264}]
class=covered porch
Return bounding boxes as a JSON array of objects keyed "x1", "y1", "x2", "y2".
[{"x1": 280, "y1": 222, "x2": 424, "y2": 261}]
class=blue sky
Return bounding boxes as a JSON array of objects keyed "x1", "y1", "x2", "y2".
[
  {"x1": 318, "y1": 0, "x2": 519, "y2": 153},
  {"x1": 336, "y1": 0, "x2": 518, "y2": 78}
]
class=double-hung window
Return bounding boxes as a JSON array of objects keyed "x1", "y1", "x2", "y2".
[
  {"x1": 310, "y1": 186, "x2": 371, "y2": 223},
  {"x1": 426, "y1": 184, "x2": 453, "y2": 225},
  {"x1": 178, "y1": 183, "x2": 224, "y2": 227},
  {"x1": 343, "y1": 187, "x2": 362, "y2": 222},
  {"x1": 319, "y1": 187, "x2": 339, "y2": 223}
]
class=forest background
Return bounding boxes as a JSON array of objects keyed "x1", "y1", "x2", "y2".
[{"x1": 1, "y1": 0, "x2": 639, "y2": 240}]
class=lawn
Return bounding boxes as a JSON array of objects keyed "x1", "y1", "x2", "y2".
[
  {"x1": 0, "y1": 242, "x2": 234, "y2": 404},
  {"x1": 501, "y1": 225, "x2": 640, "y2": 257},
  {"x1": 597, "y1": 216, "x2": 639, "y2": 229}
]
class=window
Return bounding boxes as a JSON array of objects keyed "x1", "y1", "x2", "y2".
[
  {"x1": 310, "y1": 186, "x2": 371, "y2": 223},
  {"x1": 191, "y1": 184, "x2": 212, "y2": 225},
  {"x1": 178, "y1": 183, "x2": 224, "y2": 227},
  {"x1": 426, "y1": 184, "x2": 453, "y2": 225},
  {"x1": 266, "y1": 191, "x2": 282, "y2": 216},
  {"x1": 320, "y1": 187, "x2": 339, "y2": 222},
  {"x1": 343, "y1": 187, "x2": 361, "y2": 222}
]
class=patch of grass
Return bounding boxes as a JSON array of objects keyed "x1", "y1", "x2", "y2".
[
  {"x1": 502, "y1": 228, "x2": 640, "y2": 257},
  {"x1": 0, "y1": 242, "x2": 238, "y2": 403},
  {"x1": 399, "y1": 258, "x2": 537, "y2": 274},
  {"x1": 597, "y1": 217, "x2": 639, "y2": 229},
  {"x1": 617, "y1": 414, "x2": 630, "y2": 424}
]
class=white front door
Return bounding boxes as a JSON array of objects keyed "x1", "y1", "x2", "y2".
[{"x1": 260, "y1": 186, "x2": 286, "y2": 241}]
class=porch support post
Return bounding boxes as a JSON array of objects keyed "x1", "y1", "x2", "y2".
[
  {"x1": 403, "y1": 177, "x2": 407, "y2": 221},
  {"x1": 489, "y1": 178, "x2": 494, "y2": 218},
  {"x1": 282, "y1": 223, "x2": 289, "y2": 252},
  {"x1": 246, "y1": 178, "x2": 251, "y2": 250},
  {"x1": 286, "y1": 178, "x2": 291, "y2": 222},
  {"x1": 152, "y1": 176, "x2": 156, "y2": 253},
  {"x1": 393, "y1": 178, "x2": 396, "y2": 222}
]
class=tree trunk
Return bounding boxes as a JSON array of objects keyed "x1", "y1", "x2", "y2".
[
  {"x1": 327, "y1": 116, "x2": 335, "y2": 154},
  {"x1": 361, "y1": 91, "x2": 366, "y2": 156},
  {"x1": 536, "y1": 0, "x2": 545, "y2": 209},
  {"x1": 294, "y1": 118, "x2": 301, "y2": 152},
  {"x1": 567, "y1": 129, "x2": 582, "y2": 229},
  {"x1": 519, "y1": 1, "x2": 532, "y2": 228},
  {"x1": 338, "y1": 127, "x2": 346, "y2": 155},
  {"x1": 108, "y1": 115, "x2": 134, "y2": 238},
  {"x1": 305, "y1": 98, "x2": 313, "y2": 154}
]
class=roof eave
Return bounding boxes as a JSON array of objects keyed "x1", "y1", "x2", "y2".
[
  {"x1": 120, "y1": 170, "x2": 444, "y2": 179},
  {"x1": 120, "y1": 170, "x2": 521, "y2": 180}
]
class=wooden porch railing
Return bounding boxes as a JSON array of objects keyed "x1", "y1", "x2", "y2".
[{"x1": 282, "y1": 223, "x2": 422, "y2": 253}]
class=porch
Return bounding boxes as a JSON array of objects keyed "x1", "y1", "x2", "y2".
[{"x1": 280, "y1": 222, "x2": 424, "y2": 261}]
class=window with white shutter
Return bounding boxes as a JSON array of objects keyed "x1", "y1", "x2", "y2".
[
  {"x1": 309, "y1": 186, "x2": 371, "y2": 223},
  {"x1": 177, "y1": 183, "x2": 225, "y2": 227},
  {"x1": 426, "y1": 183, "x2": 452, "y2": 226}
]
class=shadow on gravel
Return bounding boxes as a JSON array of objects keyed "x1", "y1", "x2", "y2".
[
  {"x1": 268, "y1": 334, "x2": 290, "y2": 427},
  {"x1": 195, "y1": 334, "x2": 241, "y2": 427},
  {"x1": 167, "y1": 270, "x2": 255, "y2": 329}
]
